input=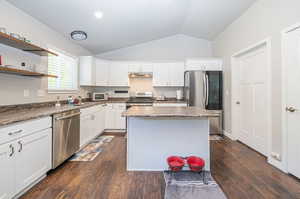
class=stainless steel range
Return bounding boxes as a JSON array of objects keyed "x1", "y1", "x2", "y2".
[{"x1": 126, "y1": 92, "x2": 154, "y2": 109}]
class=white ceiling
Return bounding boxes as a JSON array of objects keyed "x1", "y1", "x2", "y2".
[{"x1": 7, "y1": 0, "x2": 256, "y2": 54}]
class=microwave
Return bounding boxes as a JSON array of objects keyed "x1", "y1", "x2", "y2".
[{"x1": 92, "y1": 92, "x2": 108, "y2": 101}]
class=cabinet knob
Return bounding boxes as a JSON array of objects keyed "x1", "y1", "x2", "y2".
[{"x1": 236, "y1": 101, "x2": 240, "y2": 105}]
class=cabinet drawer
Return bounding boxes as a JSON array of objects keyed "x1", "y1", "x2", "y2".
[
  {"x1": 113, "y1": 103, "x2": 126, "y2": 110},
  {"x1": 0, "y1": 117, "x2": 52, "y2": 145}
]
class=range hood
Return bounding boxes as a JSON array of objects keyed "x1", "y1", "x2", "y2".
[{"x1": 128, "y1": 72, "x2": 153, "y2": 78}]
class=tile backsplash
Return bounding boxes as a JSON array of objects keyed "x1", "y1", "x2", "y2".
[{"x1": 93, "y1": 77, "x2": 183, "y2": 98}]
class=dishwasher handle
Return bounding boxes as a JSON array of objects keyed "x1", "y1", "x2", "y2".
[{"x1": 55, "y1": 112, "x2": 81, "y2": 121}]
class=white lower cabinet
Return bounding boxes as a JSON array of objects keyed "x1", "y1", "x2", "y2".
[
  {"x1": 15, "y1": 129, "x2": 52, "y2": 193},
  {"x1": 0, "y1": 142, "x2": 15, "y2": 199},
  {"x1": 0, "y1": 117, "x2": 52, "y2": 199},
  {"x1": 105, "y1": 103, "x2": 126, "y2": 130},
  {"x1": 80, "y1": 104, "x2": 106, "y2": 147}
]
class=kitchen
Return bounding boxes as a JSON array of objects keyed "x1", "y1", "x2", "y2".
[{"x1": 1, "y1": 0, "x2": 300, "y2": 199}]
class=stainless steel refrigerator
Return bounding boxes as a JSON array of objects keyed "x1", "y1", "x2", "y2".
[{"x1": 184, "y1": 71, "x2": 223, "y2": 135}]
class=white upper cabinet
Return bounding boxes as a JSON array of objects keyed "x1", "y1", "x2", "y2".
[
  {"x1": 168, "y1": 62, "x2": 185, "y2": 87},
  {"x1": 128, "y1": 62, "x2": 153, "y2": 73},
  {"x1": 185, "y1": 58, "x2": 223, "y2": 71},
  {"x1": 80, "y1": 56, "x2": 96, "y2": 86},
  {"x1": 108, "y1": 62, "x2": 129, "y2": 87},
  {"x1": 153, "y1": 63, "x2": 169, "y2": 87},
  {"x1": 153, "y1": 62, "x2": 185, "y2": 87},
  {"x1": 95, "y1": 59, "x2": 110, "y2": 86}
]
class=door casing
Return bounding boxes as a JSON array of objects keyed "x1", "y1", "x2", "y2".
[
  {"x1": 281, "y1": 23, "x2": 300, "y2": 173},
  {"x1": 231, "y1": 38, "x2": 272, "y2": 161}
]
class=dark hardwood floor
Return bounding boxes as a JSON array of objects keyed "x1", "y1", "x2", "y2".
[{"x1": 21, "y1": 136, "x2": 300, "y2": 199}]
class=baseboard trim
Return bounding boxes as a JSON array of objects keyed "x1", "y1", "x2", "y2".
[
  {"x1": 223, "y1": 130, "x2": 236, "y2": 140},
  {"x1": 13, "y1": 174, "x2": 47, "y2": 199},
  {"x1": 268, "y1": 157, "x2": 287, "y2": 173}
]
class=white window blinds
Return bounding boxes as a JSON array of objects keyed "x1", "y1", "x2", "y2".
[{"x1": 48, "y1": 50, "x2": 78, "y2": 92}]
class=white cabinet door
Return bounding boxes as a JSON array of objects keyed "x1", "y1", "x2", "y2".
[
  {"x1": 93, "y1": 105, "x2": 106, "y2": 137},
  {"x1": 95, "y1": 59, "x2": 110, "y2": 86},
  {"x1": 113, "y1": 104, "x2": 126, "y2": 129},
  {"x1": 153, "y1": 63, "x2": 169, "y2": 87},
  {"x1": 109, "y1": 62, "x2": 129, "y2": 87},
  {"x1": 99, "y1": 105, "x2": 106, "y2": 133},
  {"x1": 128, "y1": 63, "x2": 141, "y2": 73},
  {"x1": 80, "y1": 56, "x2": 96, "y2": 86},
  {"x1": 15, "y1": 129, "x2": 52, "y2": 193},
  {"x1": 141, "y1": 63, "x2": 153, "y2": 73},
  {"x1": 80, "y1": 114, "x2": 93, "y2": 147},
  {"x1": 168, "y1": 63, "x2": 185, "y2": 87},
  {"x1": 105, "y1": 104, "x2": 115, "y2": 129},
  {"x1": 0, "y1": 142, "x2": 15, "y2": 199}
]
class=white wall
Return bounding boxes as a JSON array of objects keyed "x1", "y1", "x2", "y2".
[
  {"x1": 97, "y1": 34, "x2": 212, "y2": 61},
  {"x1": 0, "y1": 0, "x2": 92, "y2": 106},
  {"x1": 212, "y1": 0, "x2": 300, "y2": 162}
]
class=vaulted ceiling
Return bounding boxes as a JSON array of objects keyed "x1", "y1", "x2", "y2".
[{"x1": 7, "y1": 0, "x2": 256, "y2": 54}]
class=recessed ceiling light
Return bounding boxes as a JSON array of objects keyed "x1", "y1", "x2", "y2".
[
  {"x1": 94, "y1": 11, "x2": 103, "y2": 19},
  {"x1": 70, "y1": 31, "x2": 88, "y2": 41}
]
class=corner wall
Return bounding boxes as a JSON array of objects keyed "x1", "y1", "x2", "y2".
[
  {"x1": 212, "y1": 0, "x2": 300, "y2": 164},
  {"x1": 97, "y1": 34, "x2": 212, "y2": 61},
  {"x1": 0, "y1": 0, "x2": 92, "y2": 106}
]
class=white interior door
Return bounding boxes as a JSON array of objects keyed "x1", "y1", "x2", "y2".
[
  {"x1": 236, "y1": 45, "x2": 269, "y2": 156},
  {"x1": 284, "y1": 28, "x2": 300, "y2": 178}
]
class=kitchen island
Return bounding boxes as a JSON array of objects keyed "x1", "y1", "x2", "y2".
[{"x1": 123, "y1": 106, "x2": 220, "y2": 171}]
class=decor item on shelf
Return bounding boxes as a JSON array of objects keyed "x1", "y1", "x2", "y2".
[
  {"x1": 0, "y1": 31, "x2": 57, "y2": 56},
  {"x1": 55, "y1": 96, "x2": 61, "y2": 107},
  {"x1": 10, "y1": 33, "x2": 21, "y2": 39},
  {"x1": 71, "y1": 30, "x2": 88, "y2": 41},
  {"x1": 0, "y1": 54, "x2": 2, "y2": 66},
  {"x1": 0, "y1": 27, "x2": 7, "y2": 34}
]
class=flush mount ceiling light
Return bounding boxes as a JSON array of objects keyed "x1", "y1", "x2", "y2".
[
  {"x1": 70, "y1": 31, "x2": 87, "y2": 41},
  {"x1": 94, "y1": 11, "x2": 103, "y2": 19}
]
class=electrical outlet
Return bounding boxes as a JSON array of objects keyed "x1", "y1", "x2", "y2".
[
  {"x1": 24, "y1": 89, "x2": 30, "y2": 97},
  {"x1": 37, "y1": 89, "x2": 45, "y2": 97},
  {"x1": 271, "y1": 152, "x2": 281, "y2": 161}
]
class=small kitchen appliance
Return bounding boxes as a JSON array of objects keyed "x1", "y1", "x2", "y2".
[
  {"x1": 92, "y1": 92, "x2": 108, "y2": 101},
  {"x1": 176, "y1": 90, "x2": 183, "y2": 100}
]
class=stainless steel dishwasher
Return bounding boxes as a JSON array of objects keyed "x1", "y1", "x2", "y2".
[{"x1": 52, "y1": 109, "x2": 80, "y2": 169}]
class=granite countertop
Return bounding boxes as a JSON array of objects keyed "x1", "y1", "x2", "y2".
[
  {"x1": 0, "y1": 98, "x2": 128, "y2": 127},
  {"x1": 122, "y1": 106, "x2": 221, "y2": 118},
  {"x1": 153, "y1": 98, "x2": 186, "y2": 103}
]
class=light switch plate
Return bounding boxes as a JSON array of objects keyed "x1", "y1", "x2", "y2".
[{"x1": 23, "y1": 89, "x2": 30, "y2": 97}]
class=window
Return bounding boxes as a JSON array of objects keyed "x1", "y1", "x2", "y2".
[{"x1": 48, "y1": 49, "x2": 78, "y2": 92}]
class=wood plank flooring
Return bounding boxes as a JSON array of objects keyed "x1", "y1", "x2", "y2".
[{"x1": 21, "y1": 136, "x2": 300, "y2": 199}]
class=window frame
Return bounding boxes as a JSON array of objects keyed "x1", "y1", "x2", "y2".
[{"x1": 47, "y1": 48, "x2": 79, "y2": 93}]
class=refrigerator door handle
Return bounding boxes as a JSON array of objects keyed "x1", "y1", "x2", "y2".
[
  {"x1": 203, "y1": 73, "x2": 207, "y2": 108},
  {"x1": 205, "y1": 73, "x2": 209, "y2": 107}
]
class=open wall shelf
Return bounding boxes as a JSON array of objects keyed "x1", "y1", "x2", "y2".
[
  {"x1": 0, "y1": 66, "x2": 57, "y2": 78},
  {"x1": 0, "y1": 32, "x2": 58, "y2": 56}
]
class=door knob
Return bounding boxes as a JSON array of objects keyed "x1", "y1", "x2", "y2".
[{"x1": 286, "y1": 107, "x2": 296, "y2": 112}]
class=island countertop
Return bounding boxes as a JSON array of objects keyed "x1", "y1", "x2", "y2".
[{"x1": 122, "y1": 106, "x2": 221, "y2": 118}]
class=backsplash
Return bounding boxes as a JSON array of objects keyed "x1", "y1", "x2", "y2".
[{"x1": 93, "y1": 77, "x2": 183, "y2": 98}]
